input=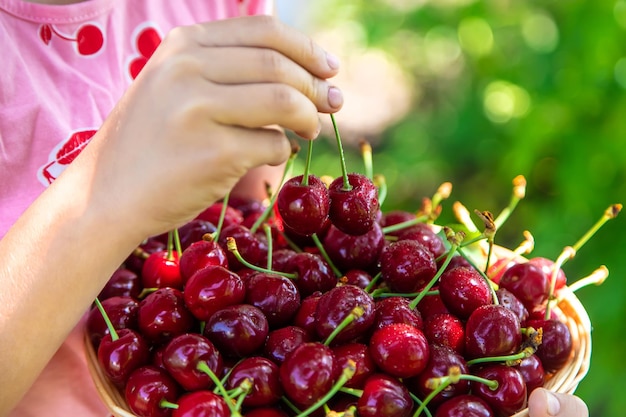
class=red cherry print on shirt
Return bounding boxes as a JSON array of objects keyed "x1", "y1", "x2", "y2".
[
  {"x1": 39, "y1": 23, "x2": 104, "y2": 55},
  {"x1": 129, "y1": 27, "x2": 162, "y2": 79}
]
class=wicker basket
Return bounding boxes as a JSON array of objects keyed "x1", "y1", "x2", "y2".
[{"x1": 85, "y1": 246, "x2": 592, "y2": 417}]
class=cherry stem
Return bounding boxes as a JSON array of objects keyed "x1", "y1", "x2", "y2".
[
  {"x1": 159, "y1": 399, "x2": 179, "y2": 410},
  {"x1": 381, "y1": 214, "x2": 430, "y2": 235},
  {"x1": 330, "y1": 113, "x2": 352, "y2": 191},
  {"x1": 301, "y1": 138, "x2": 314, "y2": 186},
  {"x1": 493, "y1": 175, "x2": 526, "y2": 230},
  {"x1": 487, "y1": 231, "x2": 534, "y2": 280},
  {"x1": 226, "y1": 237, "x2": 297, "y2": 280},
  {"x1": 363, "y1": 271, "x2": 382, "y2": 293},
  {"x1": 374, "y1": 174, "x2": 387, "y2": 207},
  {"x1": 409, "y1": 242, "x2": 459, "y2": 310},
  {"x1": 570, "y1": 203, "x2": 621, "y2": 253},
  {"x1": 466, "y1": 346, "x2": 536, "y2": 367},
  {"x1": 250, "y1": 144, "x2": 298, "y2": 233},
  {"x1": 264, "y1": 223, "x2": 274, "y2": 271},
  {"x1": 311, "y1": 233, "x2": 342, "y2": 277},
  {"x1": 453, "y1": 201, "x2": 478, "y2": 233},
  {"x1": 566, "y1": 265, "x2": 608, "y2": 294},
  {"x1": 137, "y1": 287, "x2": 158, "y2": 299},
  {"x1": 371, "y1": 289, "x2": 438, "y2": 299},
  {"x1": 295, "y1": 360, "x2": 357, "y2": 417},
  {"x1": 408, "y1": 393, "x2": 433, "y2": 417},
  {"x1": 212, "y1": 191, "x2": 230, "y2": 241},
  {"x1": 323, "y1": 306, "x2": 365, "y2": 346},
  {"x1": 93, "y1": 297, "x2": 119, "y2": 341},
  {"x1": 360, "y1": 140, "x2": 373, "y2": 180},
  {"x1": 456, "y1": 247, "x2": 499, "y2": 305},
  {"x1": 196, "y1": 360, "x2": 242, "y2": 417},
  {"x1": 545, "y1": 246, "x2": 575, "y2": 319}
]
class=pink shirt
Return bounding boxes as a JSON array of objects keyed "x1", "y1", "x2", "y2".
[{"x1": 0, "y1": 0, "x2": 270, "y2": 415}]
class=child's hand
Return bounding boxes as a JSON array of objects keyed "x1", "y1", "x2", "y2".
[
  {"x1": 528, "y1": 389, "x2": 589, "y2": 417},
  {"x1": 76, "y1": 16, "x2": 342, "y2": 240}
]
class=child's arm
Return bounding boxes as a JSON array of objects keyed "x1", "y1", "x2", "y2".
[{"x1": 0, "y1": 16, "x2": 342, "y2": 415}]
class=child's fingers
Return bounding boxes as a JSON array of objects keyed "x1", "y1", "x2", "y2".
[
  {"x1": 226, "y1": 126, "x2": 292, "y2": 169},
  {"x1": 197, "y1": 46, "x2": 342, "y2": 114},
  {"x1": 191, "y1": 16, "x2": 339, "y2": 80},
  {"x1": 208, "y1": 83, "x2": 321, "y2": 139}
]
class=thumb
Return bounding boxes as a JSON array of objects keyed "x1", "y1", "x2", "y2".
[{"x1": 528, "y1": 388, "x2": 589, "y2": 417}]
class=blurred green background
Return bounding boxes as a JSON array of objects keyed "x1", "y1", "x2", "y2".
[{"x1": 278, "y1": 0, "x2": 626, "y2": 415}]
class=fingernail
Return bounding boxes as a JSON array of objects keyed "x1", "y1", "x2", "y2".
[
  {"x1": 545, "y1": 391, "x2": 561, "y2": 416},
  {"x1": 326, "y1": 51, "x2": 340, "y2": 70},
  {"x1": 328, "y1": 86, "x2": 343, "y2": 109}
]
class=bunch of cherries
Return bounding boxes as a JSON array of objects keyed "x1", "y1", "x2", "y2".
[{"x1": 88, "y1": 117, "x2": 620, "y2": 417}]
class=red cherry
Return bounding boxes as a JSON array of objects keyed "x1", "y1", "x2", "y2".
[
  {"x1": 465, "y1": 304, "x2": 522, "y2": 359},
  {"x1": 183, "y1": 265, "x2": 245, "y2": 322},
  {"x1": 245, "y1": 272, "x2": 301, "y2": 328},
  {"x1": 471, "y1": 364, "x2": 527, "y2": 416},
  {"x1": 515, "y1": 354, "x2": 545, "y2": 394},
  {"x1": 499, "y1": 262, "x2": 551, "y2": 311},
  {"x1": 434, "y1": 394, "x2": 495, "y2": 417},
  {"x1": 86, "y1": 295, "x2": 138, "y2": 348},
  {"x1": 226, "y1": 356, "x2": 283, "y2": 407},
  {"x1": 279, "y1": 342, "x2": 336, "y2": 407},
  {"x1": 528, "y1": 257, "x2": 567, "y2": 290},
  {"x1": 172, "y1": 390, "x2": 230, "y2": 417},
  {"x1": 125, "y1": 366, "x2": 179, "y2": 417},
  {"x1": 372, "y1": 296, "x2": 424, "y2": 333},
  {"x1": 137, "y1": 287, "x2": 196, "y2": 344},
  {"x1": 141, "y1": 250, "x2": 182, "y2": 290},
  {"x1": 276, "y1": 174, "x2": 330, "y2": 237},
  {"x1": 356, "y1": 373, "x2": 413, "y2": 417},
  {"x1": 203, "y1": 304, "x2": 269, "y2": 358},
  {"x1": 97, "y1": 328, "x2": 150, "y2": 388},
  {"x1": 264, "y1": 326, "x2": 311, "y2": 365},
  {"x1": 331, "y1": 342, "x2": 376, "y2": 389},
  {"x1": 380, "y1": 239, "x2": 437, "y2": 293},
  {"x1": 439, "y1": 266, "x2": 493, "y2": 320},
  {"x1": 179, "y1": 237, "x2": 228, "y2": 284},
  {"x1": 162, "y1": 333, "x2": 223, "y2": 392},
  {"x1": 369, "y1": 323, "x2": 430, "y2": 378},
  {"x1": 525, "y1": 318, "x2": 572, "y2": 372},
  {"x1": 98, "y1": 267, "x2": 142, "y2": 301},
  {"x1": 423, "y1": 313, "x2": 465, "y2": 355},
  {"x1": 322, "y1": 222, "x2": 385, "y2": 273},
  {"x1": 328, "y1": 173, "x2": 379, "y2": 236}
]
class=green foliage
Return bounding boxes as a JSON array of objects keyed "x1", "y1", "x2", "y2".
[{"x1": 308, "y1": 0, "x2": 626, "y2": 415}]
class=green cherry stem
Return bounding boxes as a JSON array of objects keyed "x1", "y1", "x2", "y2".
[
  {"x1": 381, "y1": 214, "x2": 430, "y2": 235},
  {"x1": 566, "y1": 265, "x2": 608, "y2": 295},
  {"x1": 466, "y1": 346, "x2": 536, "y2": 367},
  {"x1": 211, "y1": 191, "x2": 230, "y2": 242},
  {"x1": 323, "y1": 306, "x2": 365, "y2": 346},
  {"x1": 296, "y1": 360, "x2": 357, "y2": 417},
  {"x1": 250, "y1": 142, "x2": 299, "y2": 234},
  {"x1": 330, "y1": 113, "x2": 352, "y2": 191},
  {"x1": 363, "y1": 271, "x2": 382, "y2": 293},
  {"x1": 264, "y1": 223, "x2": 274, "y2": 271},
  {"x1": 94, "y1": 297, "x2": 119, "y2": 341},
  {"x1": 360, "y1": 140, "x2": 373, "y2": 180},
  {"x1": 159, "y1": 399, "x2": 179, "y2": 410},
  {"x1": 301, "y1": 137, "x2": 314, "y2": 186},
  {"x1": 456, "y1": 247, "x2": 499, "y2": 305},
  {"x1": 570, "y1": 204, "x2": 622, "y2": 253},
  {"x1": 311, "y1": 233, "x2": 342, "y2": 278},
  {"x1": 226, "y1": 237, "x2": 297, "y2": 280},
  {"x1": 374, "y1": 174, "x2": 387, "y2": 208},
  {"x1": 196, "y1": 360, "x2": 242, "y2": 417},
  {"x1": 408, "y1": 393, "x2": 433, "y2": 417},
  {"x1": 493, "y1": 175, "x2": 526, "y2": 230}
]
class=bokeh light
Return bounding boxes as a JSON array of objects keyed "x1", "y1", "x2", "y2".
[
  {"x1": 521, "y1": 12, "x2": 559, "y2": 53},
  {"x1": 483, "y1": 81, "x2": 531, "y2": 123},
  {"x1": 458, "y1": 17, "x2": 494, "y2": 57}
]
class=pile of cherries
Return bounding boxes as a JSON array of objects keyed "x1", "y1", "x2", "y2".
[{"x1": 88, "y1": 127, "x2": 615, "y2": 417}]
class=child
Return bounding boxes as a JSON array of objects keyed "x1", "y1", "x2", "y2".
[{"x1": 0, "y1": 0, "x2": 342, "y2": 415}]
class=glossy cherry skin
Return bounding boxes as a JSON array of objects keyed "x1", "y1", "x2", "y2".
[
  {"x1": 515, "y1": 354, "x2": 545, "y2": 394},
  {"x1": 87, "y1": 295, "x2": 139, "y2": 348},
  {"x1": 416, "y1": 291, "x2": 450, "y2": 319},
  {"x1": 276, "y1": 174, "x2": 330, "y2": 237},
  {"x1": 175, "y1": 219, "x2": 217, "y2": 251},
  {"x1": 434, "y1": 394, "x2": 495, "y2": 417},
  {"x1": 328, "y1": 173, "x2": 380, "y2": 236},
  {"x1": 245, "y1": 272, "x2": 301, "y2": 328},
  {"x1": 179, "y1": 237, "x2": 228, "y2": 285},
  {"x1": 465, "y1": 304, "x2": 521, "y2": 359},
  {"x1": 495, "y1": 288, "x2": 529, "y2": 324},
  {"x1": 342, "y1": 269, "x2": 373, "y2": 289},
  {"x1": 369, "y1": 323, "x2": 430, "y2": 378},
  {"x1": 372, "y1": 296, "x2": 424, "y2": 333},
  {"x1": 525, "y1": 318, "x2": 572, "y2": 372},
  {"x1": 125, "y1": 365, "x2": 180, "y2": 417},
  {"x1": 283, "y1": 252, "x2": 337, "y2": 297},
  {"x1": 97, "y1": 328, "x2": 150, "y2": 388},
  {"x1": 322, "y1": 222, "x2": 385, "y2": 273},
  {"x1": 407, "y1": 344, "x2": 470, "y2": 410},
  {"x1": 264, "y1": 325, "x2": 311, "y2": 365},
  {"x1": 183, "y1": 265, "x2": 245, "y2": 321},
  {"x1": 124, "y1": 237, "x2": 166, "y2": 275},
  {"x1": 196, "y1": 201, "x2": 244, "y2": 229},
  {"x1": 331, "y1": 342, "x2": 376, "y2": 389},
  {"x1": 471, "y1": 364, "x2": 527, "y2": 417},
  {"x1": 380, "y1": 239, "x2": 437, "y2": 293},
  {"x1": 423, "y1": 313, "x2": 465, "y2": 355},
  {"x1": 279, "y1": 342, "x2": 336, "y2": 407},
  {"x1": 438, "y1": 266, "x2": 493, "y2": 320},
  {"x1": 528, "y1": 257, "x2": 567, "y2": 290},
  {"x1": 137, "y1": 287, "x2": 196, "y2": 344},
  {"x1": 141, "y1": 250, "x2": 183, "y2": 290},
  {"x1": 356, "y1": 373, "x2": 413, "y2": 417},
  {"x1": 218, "y1": 224, "x2": 268, "y2": 271},
  {"x1": 227, "y1": 356, "x2": 283, "y2": 407},
  {"x1": 314, "y1": 284, "x2": 375, "y2": 345},
  {"x1": 396, "y1": 222, "x2": 447, "y2": 260},
  {"x1": 498, "y1": 262, "x2": 551, "y2": 311},
  {"x1": 162, "y1": 333, "x2": 223, "y2": 391},
  {"x1": 292, "y1": 292, "x2": 323, "y2": 338},
  {"x1": 204, "y1": 304, "x2": 269, "y2": 358},
  {"x1": 172, "y1": 390, "x2": 230, "y2": 417},
  {"x1": 98, "y1": 267, "x2": 142, "y2": 301}
]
